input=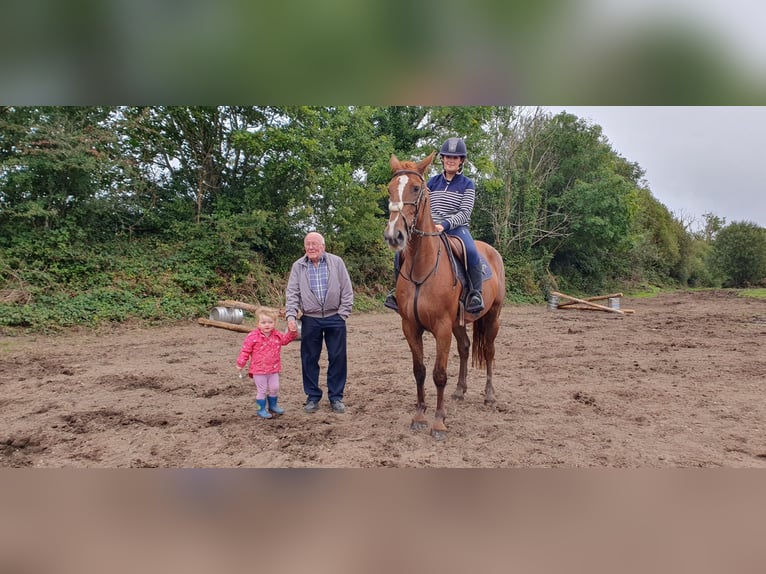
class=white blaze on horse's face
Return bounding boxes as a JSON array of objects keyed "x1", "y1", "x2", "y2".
[
  {"x1": 385, "y1": 174, "x2": 411, "y2": 250},
  {"x1": 386, "y1": 208, "x2": 402, "y2": 246},
  {"x1": 396, "y1": 174, "x2": 408, "y2": 203}
]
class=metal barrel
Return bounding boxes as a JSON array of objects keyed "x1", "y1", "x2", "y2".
[
  {"x1": 209, "y1": 306, "x2": 244, "y2": 324},
  {"x1": 607, "y1": 297, "x2": 621, "y2": 310},
  {"x1": 548, "y1": 294, "x2": 559, "y2": 310}
]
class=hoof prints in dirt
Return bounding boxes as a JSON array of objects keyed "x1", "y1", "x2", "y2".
[
  {"x1": 2, "y1": 435, "x2": 45, "y2": 454},
  {"x1": 95, "y1": 373, "x2": 248, "y2": 399},
  {"x1": 1, "y1": 434, "x2": 47, "y2": 467},
  {"x1": 573, "y1": 391, "x2": 597, "y2": 407},
  {"x1": 198, "y1": 384, "x2": 248, "y2": 399},
  {"x1": 98, "y1": 374, "x2": 165, "y2": 391},
  {"x1": 59, "y1": 409, "x2": 176, "y2": 433}
]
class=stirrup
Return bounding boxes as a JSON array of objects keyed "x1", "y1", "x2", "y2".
[{"x1": 465, "y1": 292, "x2": 484, "y2": 314}]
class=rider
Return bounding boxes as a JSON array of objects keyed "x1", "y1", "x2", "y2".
[{"x1": 384, "y1": 136, "x2": 485, "y2": 314}]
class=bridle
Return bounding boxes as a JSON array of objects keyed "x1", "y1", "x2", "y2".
[
  {"x1": 388, "y1": 167, "x2": 460, "y2": 325},
  {"x1": 388, "y1": 170, "x2": 441, "y2": 237}
]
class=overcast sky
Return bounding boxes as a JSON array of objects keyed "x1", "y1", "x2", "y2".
[{"x1": 544, "y1": 107, "x2": 766, "y2": 229}]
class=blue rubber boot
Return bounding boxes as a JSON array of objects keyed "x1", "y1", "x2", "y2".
[
  {"x1": 256, "y1": 399, "x2": 272, "y2": 419},
  {"x1": 267, "y1": 395, "x2": 284, "y2": 415}
]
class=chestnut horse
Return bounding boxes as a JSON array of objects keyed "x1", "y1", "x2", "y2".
[{"x1": 384, "y1": 152, "x2": 505, "y2": 440}]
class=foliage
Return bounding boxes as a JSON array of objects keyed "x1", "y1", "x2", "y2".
[
  {"x1": 712, "y1": 221, "x2": 766, "y2": 287},
  {"x1": 2, "y1": 105, "x2": 763, "y2": 331}
]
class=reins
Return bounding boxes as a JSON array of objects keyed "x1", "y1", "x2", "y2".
[{"x1": 389, "y1": 169, "x2": 451, "y2": 325}]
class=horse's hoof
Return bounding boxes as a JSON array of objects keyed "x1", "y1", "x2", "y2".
[
  {"x1": 431, "y1": 429, "x2": 448, "y2": 441},
  {"x1": 451, "y1": 393, "x2": 465, "y2": 401},
  {"x1": 484, "y1": 399, "x2": 496, "y2": 407},
  {"x1": 410, "y1": 420, "x2": 428, "y2": 431}
]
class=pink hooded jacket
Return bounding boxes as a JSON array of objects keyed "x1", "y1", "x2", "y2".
[{"x1": 237, "y1": 328, "x2": 297, "y2": 375}]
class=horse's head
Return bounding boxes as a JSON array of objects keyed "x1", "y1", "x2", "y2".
[{"x1": 384, "y1": 152, "x2": 436, "y2": 251}]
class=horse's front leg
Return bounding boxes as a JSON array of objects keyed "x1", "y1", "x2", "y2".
[
  {"x1": 403, "y1": 326, "x2": 428, "y2": 431},
  {"x1": 451, "y1": 325, "x2": 470, "y2": 401},
  {"x1": 431, "y1": 330, "x2": 453, "y2": 440},
  {"x1": 412, "y1": 358, "x2": 428, "y2": 430}
]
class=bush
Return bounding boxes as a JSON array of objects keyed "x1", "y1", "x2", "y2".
[{"x1": 712, "y1": 221, "x2": 766, "y2": 287}]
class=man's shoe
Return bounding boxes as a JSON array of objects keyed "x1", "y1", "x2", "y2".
[
  {"x1": 331, "y1": 400, "x2": 346, "y2": 414},
  {"x1": 304, "y1": 400, "x2": 319, "y2": 413}
]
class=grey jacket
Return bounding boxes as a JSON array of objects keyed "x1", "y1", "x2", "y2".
[{"x1": 285, "y1": 252, "x2": 354, "y2": 322}]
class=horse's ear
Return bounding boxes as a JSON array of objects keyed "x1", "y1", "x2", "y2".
[
  {"x1": 417, "y1": 151, "x2": 436, "y2": 174},
  {"x1": 390, "y1": 154, "x2": 401, "y2": 171}
]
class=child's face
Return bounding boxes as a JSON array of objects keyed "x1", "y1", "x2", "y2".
[{"x1": 257, "y1": 314, "x2": 276, "y2": 334}]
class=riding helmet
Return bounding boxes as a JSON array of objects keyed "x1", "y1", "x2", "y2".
[{"x1": 439, "y1": 137, "x2": 467, "y2": 157}]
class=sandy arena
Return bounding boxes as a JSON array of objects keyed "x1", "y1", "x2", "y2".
[{"x1": 1, "y1": 290, "x2": 765, "y2": 468}]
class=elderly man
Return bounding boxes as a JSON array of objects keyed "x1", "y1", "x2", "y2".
[{"x1": 285, "y1": 232, "x2": 354, "y2": 414}]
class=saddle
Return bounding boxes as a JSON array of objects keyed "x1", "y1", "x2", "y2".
[
  {"x1": 443, "y1": 235, "x2": 491, "y2": 282},
  {"x1": 443, "y1": 235, "x2": 492, "y2": 321}
]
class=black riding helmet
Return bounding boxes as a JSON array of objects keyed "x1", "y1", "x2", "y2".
[
  {"x1": 440, "y1": 137, "x2": 467, "y2": 157},
  {"x1": 439, "y1": 137, "x2": 467, "y2": 173}
]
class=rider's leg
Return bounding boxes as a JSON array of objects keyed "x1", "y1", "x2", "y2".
[
  {"x1": 384, "y1": 252, "x2": 400, "y2": 311},
  {"x1": 450, "y1": 227, "x2": 484, "y2": 314}
]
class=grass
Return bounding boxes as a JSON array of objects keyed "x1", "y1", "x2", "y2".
[
  {"x1": 626, "y1": 285, "x2": 666, "y2": 299},
  {"x1": 737, "y1": 288, "x2": 766, "y2": 299},
  {"x1": 627, "y1": 286, "x2": 766, "y2": 300}
]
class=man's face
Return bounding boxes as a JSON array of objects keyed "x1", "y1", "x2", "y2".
[{"x1": 304, "y1": 234, "x2": 325, "y2": 263}]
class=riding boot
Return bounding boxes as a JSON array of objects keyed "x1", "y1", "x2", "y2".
[
  {"x1": 383, "y1": 257, "x2": 400, "y2": 311},
  {"x1": 267, "y1": 395, "x2": 284, "y2": 415},
  {"x1": 465, "y1": 264, "x2": 485, "y2": 314},
  {"x1": 256, "y1": 399, "x2": 273, "y2": 419},
  {"x1": 384, "y1": 290, "x2": 398, "y2": 311}
]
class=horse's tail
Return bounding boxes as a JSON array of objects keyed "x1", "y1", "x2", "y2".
[
  {"x1": 471, "y1": 244, "x2": 503, "y2": 370},
  {"x1": 471, "y1": 315, "x2": 491, "y2": 369}
]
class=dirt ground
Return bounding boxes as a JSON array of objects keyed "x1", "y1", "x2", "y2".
[{"x1": 1, "y1": 290, "x2": 765, "y2": 468}]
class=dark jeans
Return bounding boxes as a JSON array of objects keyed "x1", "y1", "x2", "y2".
[
  {"x1": 300, "y1": 314, "x2": 347, "y2": 403},
  {"x1": 446, "y1": 225, "x2": 479, "y2": 267}
]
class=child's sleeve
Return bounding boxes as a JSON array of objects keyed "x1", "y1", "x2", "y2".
[
  {"x1": 236, "y1": 332, "x2": 255, "y2": 367},
  {"x1": 281, "y1": 328, "x2": 298, "y2": 345}
]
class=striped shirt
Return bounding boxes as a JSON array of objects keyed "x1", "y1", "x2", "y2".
[
  {"x1": 427, "y1": 172, "x2": 476, "y2": 232},
  {"x1": 307, "y1": 255, "x2": 329, "y2": 304}
]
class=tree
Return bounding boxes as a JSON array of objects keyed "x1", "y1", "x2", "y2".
[
  {"x1": 701, "y1": 212, "x2": 725, "y2": 243},
  {"x1": 119, "y1": 106, "x2": 268, "y2": 228},
  {"x1": 477, "y1": 106, "x2": 567, "y2": 255},
  {"x1": 535, "y1": 112, "x2": 642, "y2": 291},
  {"x1": 712, "y1": 221, "x2": 766, "y2": 287},
  {"x1": 630, "y1": 188, "x2": 684, "y2": 283},
  {"x1": 0, "y1": 106, "x2": 126, "y2": 240}
]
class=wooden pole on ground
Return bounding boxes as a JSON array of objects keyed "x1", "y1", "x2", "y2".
[
  {"x1": 198, "y1": 317, "x2": 253, "y2": 333},
  {"x1": 557, "y1": 305, "x2": 635, "y2": 315},
  {"x1": 556, "y1": 292, "x2": 623, "y2": 307},
  {"x1": 551, "y1": 291, "x2": 625, "y2": 315}
]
